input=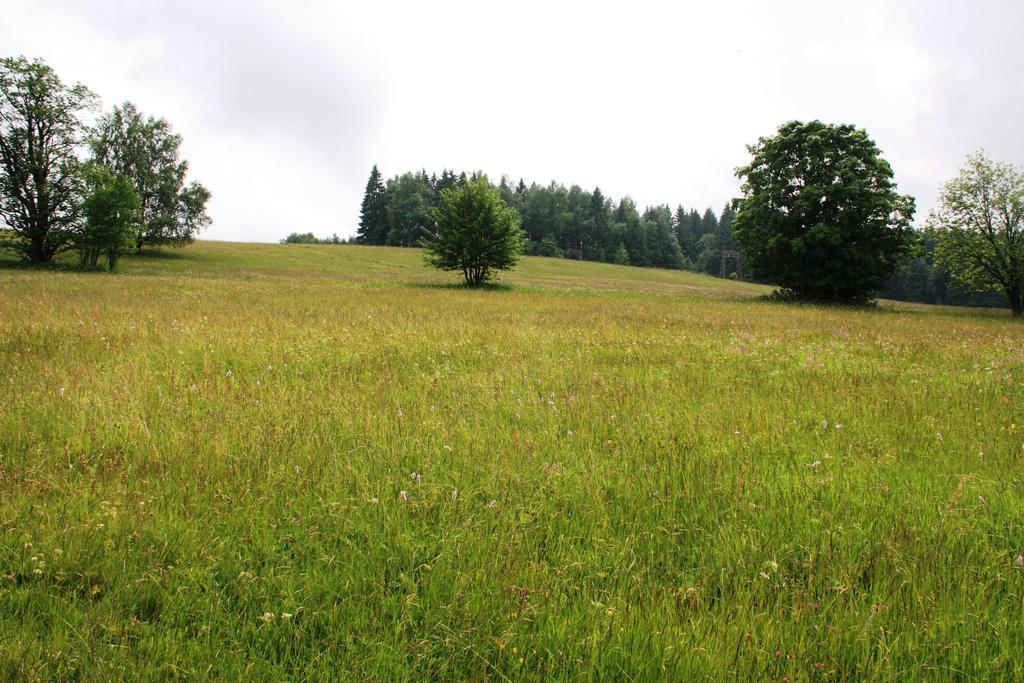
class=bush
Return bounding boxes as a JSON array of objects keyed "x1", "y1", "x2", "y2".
[{"x1": 423, "y1": 178, "x2": 525, "y2": 286}]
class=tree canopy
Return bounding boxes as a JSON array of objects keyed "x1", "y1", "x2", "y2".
[
  {"x1": 423, "y1": 177, "x2": 524, "y2": 286},
  {"x1": 930, "y1": 151, "x2": 1024, "y2": 317},
  {"x1": 732, "y1": 120, "x2": 917, "y2": 304},
  {"x1": 89, "y1": 102, "x2": 210, "y2": 250},
  {"x1": 0, "y1": 56, "x2": 96, "y2": 262}
]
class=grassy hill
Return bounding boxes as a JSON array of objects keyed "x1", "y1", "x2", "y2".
[{"x1": 1, "y1": 242, "x2": 1022, "y2": 679}]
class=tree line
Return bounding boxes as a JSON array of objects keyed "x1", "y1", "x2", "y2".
[
  {"x1": 358, "y1": 128, "x2": 1024, "y2": 314},
  {"x1": 356, "y1": 166, "x2": 743, "y2": 277},
  {"x1": 0, "y1": 57, "x2": 210, "y2": 269}
]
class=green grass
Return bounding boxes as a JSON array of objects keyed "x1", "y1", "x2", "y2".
[{"x1": 1, "y1": 241, "x2": 1022, "y2": 680}]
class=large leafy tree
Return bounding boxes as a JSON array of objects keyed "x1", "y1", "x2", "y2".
[
  {"x1": 931, "y1": 151, "x2": 1024, "y2": 317},
  {"x1": 424, "y1": 177, "x2": 525, "y2": 286},
  {"x1": 356, "y1": 164, "x2": 387, "y2": 243},
  {"x1": 0, "y1": 56, "x2": 96, "y2": 262},
  {"x1": 89, "y1": 101, "x2": 210, "y2": 251},
  {"x1": 733, "y1": 120, "x2": 917, "y2": 303}
]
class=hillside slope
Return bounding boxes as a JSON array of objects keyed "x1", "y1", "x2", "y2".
[
  {"x1": 107, "y1": 240, "x2": 771, "y2": 298},
  {"x1": 1, "y1": 241, "x2": 1022, "y2": 679}
]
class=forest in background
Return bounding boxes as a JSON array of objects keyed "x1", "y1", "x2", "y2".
[{"x1": 279, "y1": 167, "x2": 1009, "y2": 309}]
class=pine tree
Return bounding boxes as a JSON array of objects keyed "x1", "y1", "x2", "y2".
[
  {"x1": 357, "y1": 165, "x2": 388, "y2": 243},
  {"x1": 674, "y1": 205, "x2": 698, "y2": 261},
  {"x1": 701, "y1": 207, "x2": 719, "y2": 237}
]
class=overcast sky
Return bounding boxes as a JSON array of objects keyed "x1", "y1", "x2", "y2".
[{"x1": 4, "y1": 0, "x2": 1023, "y2": 242}]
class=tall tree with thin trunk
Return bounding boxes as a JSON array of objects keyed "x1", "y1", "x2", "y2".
[
  {"x1": 357, "y1": 164, "x2": 387, "y2": 243},
  {"x1": 931, "y1": 151, "x2": 1024, "y2": 317},
  {"x1": 0, "y1": 56, "x2": 96, "y2": 262}
]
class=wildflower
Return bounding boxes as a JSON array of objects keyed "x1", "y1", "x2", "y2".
[
  {"x1": 397, "y1": 408, "x2": 403, "y2": 418},
  {"x1": 822, "y1": 419, "x2": 828, "y2": 429},
  {"x1": 834, "y1": 423, "x2": 844, "y2": 430},
  {"x1": 1016, "y1": 555, "x2": 1024, "y2": 567},
  {"x1": 294, "y1": 465, "x2": 301, "y2": 475},
  {"x1": 809, "y1": 460, "x2": 822, "y2": 469},
  {"x1": 280, "y1": 612, "x2": 293, "y2": 620},
  {"x1": 451, "y1": 488, "x2": 458, "y2": 500},
  {"x1": 58, "y1": 387, "x2": 65, "y2": 398},
  {"x1": 485, "y1": 499, "x2": 497, "y2": 509},
  {"x1": 399, "y1": 490, "x2": 409, "y2": 503},
  {"x1": 260, "y1": 612, "x2": 275, "y2": 622},
  {"x1": 410, "y1": 472, "x2": 421, "y2": 485},
  {"x1": 567, "y1": 430, "x2": 574, "y2": 437}
]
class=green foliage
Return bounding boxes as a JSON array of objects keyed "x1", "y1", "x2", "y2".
[
  {"x1": 733, "y1": 120, "x2": 917, "y2": 304},
  {"x1": 384, "y1": 172, "x2": 434, "y2": 246},
  {"x1": 74, "y1": 165, "x2": 141, "y2": 270},
  {"x1": 356, "y1": 164, "x2": 388, "y2": 243},
  {"x1": 930, "y1": 151, "x2": 1024, "y2": 316},
  {"x1": 612, "y1": 242, "x2": 630, "y2": 265},
  {"x1": 280, "y1": 232, "x2": 346, "y2": 245},
  {"x1": 423, "y1": 177, "x2": 524, "y2": 286},
  {"x1": 89, "y1": 102, "x2": 210, "y2": 250},
  {"x1": 534, "y1": 234, "x2": 563, "y2": 258},
  {"x1": 881, "y1": 231, "x2": 1008, "y2": 309},
  {"x1": 280, "y1": 232, "x2": 320, "y2": 244},
  {"x1": 644, "y1": 205, "x2": 685, "y2": 269},
  {"x1": 0, "y1": 56, "x2": 96, "y2": 262}
]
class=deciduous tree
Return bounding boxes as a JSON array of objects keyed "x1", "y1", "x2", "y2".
[
  {"x1": 423, "y1": 177, "x2": 524, "y2": 286},
  {"x1": 0, "y1": 56, "x2": 96, "y2": 262},
  {"x1": 931, "y1": 151, "x2": 1024, "y2": 316},
  {"x1": 733, "y1": 120, "x2": 917, "y2": 303},
  {"x1": 89, "y1": 101, "x2": 209, "y2": 250},
  {"x1": 75, "y1": 164, "x2": 141, "y2": 270}
]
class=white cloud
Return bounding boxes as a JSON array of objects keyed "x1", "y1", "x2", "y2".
[{"x1": 3, "y1": 0, "x2": 1022, "y2": 241}]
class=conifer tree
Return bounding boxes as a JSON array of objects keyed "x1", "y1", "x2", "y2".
[{"x1": 357, "y1": 165, "x2": 388, "y2": 243}]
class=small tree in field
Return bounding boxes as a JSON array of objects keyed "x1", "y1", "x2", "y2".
[
  {"x1": 424, "y1": 177, "x2": 525, "y2": 286},
  {"x1": 75, "y1": 165, "x2": 141, "y2": 270},
  {"x1": 930, "y1": 151, "x2": 1024, "y2": 317},
  {"x1": 733, "y1": 120, "x2": 917, "y2": 304}
]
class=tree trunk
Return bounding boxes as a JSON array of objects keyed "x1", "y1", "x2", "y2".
[
  {"x1": 28, "y1": 227, "x2": 51, "y2": 263},
  {"x1": 1006, "y1": 284, "x2": 1023, "y2": 317}
]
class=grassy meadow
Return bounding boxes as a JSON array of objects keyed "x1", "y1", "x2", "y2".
[{"x1": 1, "y1": 241, "x2": 1023, "y2": 680}]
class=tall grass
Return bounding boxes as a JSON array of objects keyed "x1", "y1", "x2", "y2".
[{"x1": 1, "y1": 242, "x2": 1022, "y2": 679}]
